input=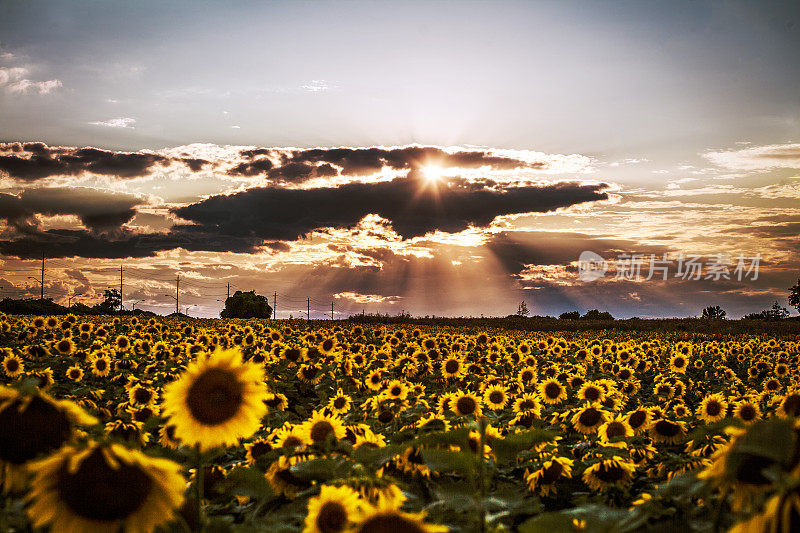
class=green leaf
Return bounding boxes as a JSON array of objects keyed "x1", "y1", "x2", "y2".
[
  {"x1": 421, "y1": 448, "x2": 478, "y2": 477},
  {"x1": 224, "y1": 466, "x2": 276, "y2": 500},
  {"x1": 493, "y1": 428, "x2": 556, "y2": 464}
]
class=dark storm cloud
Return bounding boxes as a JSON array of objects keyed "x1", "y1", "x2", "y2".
[
  {"x1": 0, "y1": 142, "x2": 202, "y2": 181},
  {"x1": 0, "y1": 226, "x2": 260, "y2": 259},
  {"x1": 227, "y1": 145, "x2": 551, "y2": 181},
  {"x1": 174, "y1": 176, "x2": 609, "y2": 241},
  {"x1": 0, "y1": 187, "x2": 146, "y2": 232}
]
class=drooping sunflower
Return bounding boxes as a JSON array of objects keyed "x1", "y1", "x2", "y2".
[
  {"x1": 778, "y1": 392, "x2": 800, "y2": 418},
  {"x1": 483, "y1": 384, "x2": 509, "y2": 410},
  {"x1": 525, "y1": 456, "x2": 574, "y2": 496},
  {"x1": 352, "y1": 501, "x2": 447, "y2": 533},
  {"x1": 697, "y1": 393, "x2": 728, "y2": 424},
  {"x1": 539, "y1": 378, "x2": 567, "y2": 405},
  {"x1": 158, "y1": 423, "x2": 181, "y2": 449},
  {"x1": 27, "y1": 442, "x2": 185, "y2": 533},
  {"x1": 582, "y1": 457, "x2": 636, "y2": 491},
  {"x1": 597, "y1": 417, "x2": 634, "y2": 448},
  {"x1": 302, "y1": 409, "x2": 346, "y2": 445},
  {"x1": 303, "y1": 484, "x2": 363, "y2": 533},
  {"x1": 648, "y1": 418, "x2": 688, "y2": 445},
  {"x1": 571, "y1": 404, "x2": 609, "y2": 435},
  {"x1": 161, "y1": 347, "x2": 268, "y2": 451},
  {"x1": 0, "y1": 387, "x2": 97, "y2": 492},
  {"x1": 297, "y1": 363, "x2": 325, "y2": 385},
  {"x1": 1, "y1": 354, "x2": 24, "y2": 378}
]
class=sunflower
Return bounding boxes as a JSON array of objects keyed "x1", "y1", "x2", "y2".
[
  {"x1": 577, "y1": 382, "x2": 605, "y2": 403},
  {"x1": 2, "y1": 354, "x2": 24, "y2": 378},
  {"x1": 452, "y1": 392, "x2": 482, "y2": 417},
  {"x1": 512, "y1": 393, "x2": 542, "y2": 418},
  {"x1": 483, "y1": 384, "x2": 509, "y2": 410},
  {"x1": 778, "y1": 392, "x2": 800, "y2": 418},
  {"x1": 66, "y1": 364, "x2": 84, "y2": 382},
  {"x1": 539, "y1": 378, "x2": 567, "y2": 405},
  {"x1": 244, "y1": 438, "x2": 273, "y2": 465},
  {"x1": 365, "y1": 370, "x2": 383, "y2": 391},
  {"x1": 303, "y1": 484, "x2": 363, "y2": 533},
  {"x1": 302, "y1": 410, "x2": 346, "y2": 445},
  {"x1": 383, "y1": 380, "x2": 408, "y2": 401},
  {"x1": 90, "y1": 355, "x2": 113, "y2": 377},
  {"x1": 441, "y1": 356, "x2": 464, "y2": 379},
  {"x1": 517, "y1": 366, "x2": 537, "y2": 387},
  {"x1": 27, "y1": 442, "x2": 184, "y2": 533},
  {"x1": 571, "y1": 404, "x2": 609, "y2": 435},
  {"x1": 319, "y1": 337, "x2": 337, "y2": 355},
  {"x1": 270, "y1": 423, "x2": 308, "y2": 452},
  {"x1": 598, "y1": 417, "x2": 634, "y2": 448},
  {"x1": 669, "y1": 353, "x2": 689, "y2": 373},
  {"x1": 697, "y1": 393, "x2": 728, "y2": 424},
  {"x1": 735, "y1": 400, "x2": 761, "y2": 424},
  {"x1": 648, "y1": 419, "x2": 688, "y2": 445},
  {"x1": 582, "y1": 457, "x2": 636, "y2": 491},
  {"x1": 0, "y1": 387, "x2": 97, "y2": 492},
  {"x1": 31, "y1": 368, "x2": 55, "y2": 390},
  {"x1": 525, "y1": 456, "x2": 574, "y2": 496},
  {"x1": 54, "y1": 337, "x2": 75, "y2": 355},
  {"x1": 128, "y1": 384, "x2": 158, "y2": 406},
  {"x1": 327, "y1": 389, "x2": 353, "y2": 415},
  {"x1": 161, "y1": 347, "x2": 268, "y2": 451}
]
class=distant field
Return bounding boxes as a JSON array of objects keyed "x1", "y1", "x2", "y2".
[{"x1": 1, "y1": 313, "x2": 799, "y2": 532}]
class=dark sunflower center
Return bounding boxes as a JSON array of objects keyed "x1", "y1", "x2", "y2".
[
  {"x1": 734, "y1": 454, "x2": 775, "y2": 485},
  {"x1": 57, "y1": 340, "x2": 71, "y2": 352},
  {"x1": 333, "y1": 397, "x2": 347, "y2": 409},
  {"x1": 579, "y1": 408, "x2": 602, "y2": 427},
  {"x1": 310, "y1": 420, "x2": 335, "y2": 442},
  {"x1": 654, "y1": 420, "x2": 681, "y2": 437},
  {"x1": 284, "y1": 349, "x2": 301, "y2": 362},
  {"x1": 0, "y1": 397, "x2": 71, "y2": 464},
  {"x1": 58, "y1": 448, "x2": 152, "y2": 522},
  {"x1": 674, "y1": 357, "x2": 685, "y2": 367},
  {"x1": 785, "y1": 395, "x2": 800, "y2": 416},
  {"x1": 250, "y1": 441, "x2": 271, "y2": 458},
  {"x1": 378, "y1": 410, "x2": 394, "y2": 423},
  {"x1": 605, "y1": 422, "x2": 627, "y2": 438},
  {"x1": 316, "y1": 501, "x2": 348, "y2": 533},
  {"x1": 739, "y1": 405, "x2": 757, "y2": 420},
  {"x1": 391, "y1": 387, "x2": 402, "y2": 396},
  {"x1": 283, "y1": 436, "x2": 302, "y2": 450},
  {"x1": 489, "y1": 391, "x2": 504, "y2": 404},
  {"x1": 544, "y1": 382, "x2": 561, "y2": 398},
  {"x1": 134, "y1": 388, "x2": 153, "y2": 404},
  {"x1": 185, "y1": 368, "x2": 244, "y2": 425},
  {"x1": 303, "y1": 366, "x2": 319, "y2": 379},
  {"x1": 444, "y1": 360, "x2": 459, "y2": 373},
  {"x1": 96, "y1": 360, "x2": 107, "y2": 371},
  {"x1": 584, "y1": 387, "x2": 600, "y2": 401},
  {"x1": 356, "y1": 512, "x2": 425, "y2": 533},
  {"x1": 521, "y1": 371, "x2": 533, "y2": 381},
  {"x1": 456, "y1": 397, "x2": 477, "y2": 415},
  {"x1": 322, "y1": 340, "x2": 334, "y2": 351},
  {"x1": 519, "y1": 399, "x2": 535, "y2": 411},
  {"x1": 540, "y1": 461, "x2": 564, "y2": 484},
  {"x1": 706, "y1": 401, "x2": 722, "y2": 416},
  {"x1": 6, "y1": 359, "x2": 19, "y2": 372},
  {"x1": 595, "y1": 463, "x2": 626, "y2": 483},
  {"x1": 628, "y1": 411, "x2": 646, "y2": 428},
  {"x1": 134, "y1": 407, "x2": 154, "y2": 422}
]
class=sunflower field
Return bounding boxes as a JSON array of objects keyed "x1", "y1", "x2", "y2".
[{"x1": 1, "y1": 313, "x2": 800, "y2": 532}]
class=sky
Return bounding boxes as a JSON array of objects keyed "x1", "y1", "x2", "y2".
[{"x1": 0, "y1": 0, "x2": 798, "y2": 318}]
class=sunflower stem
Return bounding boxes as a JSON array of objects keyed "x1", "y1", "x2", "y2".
[
  {"x1": 477, "y1": 416, "x2": 487, "y2": 533},
  {"x1": 195, "y1": 444, "x2": 204, "y2": 532}
]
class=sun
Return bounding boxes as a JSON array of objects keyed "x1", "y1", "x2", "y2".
[{"x1": 421, "y1": 165, "x2": 446, "y2": 183}]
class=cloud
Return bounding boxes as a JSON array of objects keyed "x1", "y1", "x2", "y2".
[
  {"x1": 88, "y1": 117, "x2": 136, "y2": 128},
  {"x1": 334, "y1": 291, "x2": 402, "y2": 304},
  {"x1": 0, "y1": 142, "x2": 171, "y2": 181},
  {"x1": 0, "y1": 67, "x2": 61, "y2": 94},
  {"x1": 0, "y1": 187, "x2": 146, "y2": 233},
  {"x1": 173, "y1": 175, "x2": 610, "y2": 241},
  {"x1": 704, "y1": 143, "x2": 800, "y2": 170},
  {"x1": 300, "y1": 80, "x2": 332, "y2": 92}
]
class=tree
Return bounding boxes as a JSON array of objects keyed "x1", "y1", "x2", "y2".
[
  {"x1": 582, "y1": 309, "x2": 614, "y2": 320},
  {"x1": 790, "y1": 278, "x2": 800, "y2": 314},
  {"x1": 93, "y1": 289, "x2": 121, "y2": 315},
  {"x1": 516, "y1": 301, "x2": 529, "y2": 317},
  {"x1": 221, "y1": 290, "x2": 273, "y2": 319},
  {"x1": 701, "y1": 305, "x2": 726, "y2": 320},
  {"x1": 745, "y1": 301, "x2": 791, "y2": 321},
  {"x1": 559, "y1": 311, "x2": 581, "y2": 320}
]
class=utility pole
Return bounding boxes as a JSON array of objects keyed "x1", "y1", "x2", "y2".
[
  {"x1": 307, "y1": 298, "x2": 310, "y2": 320},
  {"x1": 40, "y1": 253, "x2": 44, "y2": 300},
  {"x1": 330, "y1": 301, "x2": 334, "y2": 320},
  {"x1": 119, "y1": 266, "x2": 123, "y2": 312},
  {"x1": 273, "y1": 291, "x2": 277, "y2": 320},
  {"x1": 226, "y1": 282, "x2": 230, "y2": 299},
  {"x1": 175, "y1": 274, "x2": 180, "y2": 315}
]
